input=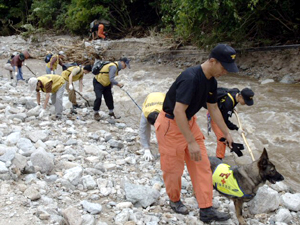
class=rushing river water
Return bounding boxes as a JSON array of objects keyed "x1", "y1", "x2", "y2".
[{"x1": 113, "y1": 62, "x2": 300, "y2": 192}]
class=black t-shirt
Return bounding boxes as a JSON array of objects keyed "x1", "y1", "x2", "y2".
[{"x1": 163, "y1": 65, "x2": 217, "y2": 119}]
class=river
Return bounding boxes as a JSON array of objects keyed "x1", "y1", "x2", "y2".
[{"x1": 113, "y1": 62, "x2": 300, "y2": 192}]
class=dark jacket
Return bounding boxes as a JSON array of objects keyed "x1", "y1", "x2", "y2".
[{"x1": 217, "y1": 88, "x2": 240, "y2": 130}]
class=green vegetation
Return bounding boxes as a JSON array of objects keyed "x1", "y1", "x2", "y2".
[{"x1": 0, "y1": 0, "x2": 299, "y2": 47}]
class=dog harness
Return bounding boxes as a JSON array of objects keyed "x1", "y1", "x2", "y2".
[{"x1": 213, "y1": 163, "x2": 246, "y2": 197}]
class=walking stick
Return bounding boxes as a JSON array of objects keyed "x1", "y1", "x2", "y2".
[
  {"x1": 74, "y1": 90, "x2": 90, "y2": 107},
  {"x1": 121, "y1": 88, "x2": 142, "y2": 111},
  {"x1": 25, "y1": 65, "x2": 37, "y2": 77},
  {"x1": 234, "y1": 110, "x2": 255, "y2": 161}
]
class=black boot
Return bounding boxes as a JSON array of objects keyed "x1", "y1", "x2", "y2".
[
  {"x1": 170, "y1": 200, "x2": 189, "y2": 215},
  {"x1": 109, "y1": 112, "x2": 121, "y2": 119},
  {"x1": 200, "y1": 207, "x2": 231, "y2": 222},
  {"x1": 73, "y1": 104, "x2": 82, "y2": 109}
]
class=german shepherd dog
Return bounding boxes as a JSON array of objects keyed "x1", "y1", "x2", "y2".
[{"x1": 209, "y1": 148, "x2": 284, "y2": 225}]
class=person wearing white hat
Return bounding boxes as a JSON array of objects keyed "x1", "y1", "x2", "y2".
[
  {"x1": 46, "y1": 51, "x2": 65, "y2": 74},
  {"x1": 28, "y1": 75, "x2": 66, "y2": 119}
]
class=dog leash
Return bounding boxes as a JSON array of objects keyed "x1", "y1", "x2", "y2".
[{"x1": 234, "y1": 110, "x2": 255, "y2": 161}]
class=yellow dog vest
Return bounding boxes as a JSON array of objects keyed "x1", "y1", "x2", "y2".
[{"x1": 212, "y1": 163, "x2": 244, "y2": 197}]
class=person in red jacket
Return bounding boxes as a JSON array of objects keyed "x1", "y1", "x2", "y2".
[{"x1": 11, "y1": 53, "x2": 26, "y2": 82}]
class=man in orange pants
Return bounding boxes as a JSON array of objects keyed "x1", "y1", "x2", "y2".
[
  {"x1": 155, "y1": 44, "x2": 239, "y2": 223},
  {"x1": 97, "y1": 24, "x2": 106, "y2": 40}
]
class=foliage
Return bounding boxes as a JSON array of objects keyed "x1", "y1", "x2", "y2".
[
  {"x1": 1, "y1": 0, "x2": 300, "y2": 46},
  {"x1": 29, "y1": 0, "x2": 70, "y2": 30},
  {"x1": 159, "y1": 0, "x2": 300, "y2": 46}
]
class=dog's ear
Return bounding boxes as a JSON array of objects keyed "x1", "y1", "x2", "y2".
[{"x1": 258, "y1": 148, "x2": 269, "y2": 170}]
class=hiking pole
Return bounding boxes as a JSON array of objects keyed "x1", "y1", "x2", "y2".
[
  {"x1": 121, "y1": 88, "x2": 142, "y2": 111},
  {"x1": 74, "y1": 90, "x2": 90, "y2": 107},
  {"x1": 234, "y1": 110, "x2": 255, "y2": 161},
  {"x1": 25, "y1": 65, "x2": 37, "y2": 77}
]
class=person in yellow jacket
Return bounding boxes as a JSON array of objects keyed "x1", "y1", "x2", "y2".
[
  {"x1": 61, "y1": 65, "x2": 92, "y2": 109},
  {"x1": 93, "y1": 57, "x2": 130, "y2": 121},
  {"x1": 139, "y1": 92, "x2": 166, "y2": 161},
  {"x1": 28, "y1": 75, "x2": 66, "y2": 119},
  {"x1": 46, "y1": 51, "x2": 65, "y2": 74}
]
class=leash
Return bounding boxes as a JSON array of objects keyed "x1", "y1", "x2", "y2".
[
  {"x1": 121, "y1": 88, "x2": 142, "y2": 111},
  {"x1": 25, "y1": 65, "x2": 37, "y2": 77},
  {"x1": 234, "y1": 110, "x2": 255, "y2": 161}
]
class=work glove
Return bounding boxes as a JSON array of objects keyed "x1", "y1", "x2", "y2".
[
  {"x1": 219, "y1": 137, "x2": 245, "y2": 157},
  {"x1": 118, "y1": 83, "x2": 124, "y2": 88},
  {"x1": 142, "y1": 149, "x2": 153, "y2": 161},
  {"x1": 24, "y1": 63, "x2": 27, "y2": 66},
  {"x1": 51, "y1": 71, "x2": 54, "y2": 74},
  {"x1": 14, "y1": 72, "x2": 18, "y2": 76},
  {"x1": 69, "y1": 84, "x2": 73, "y2": 90},
  {"x1": 238, "y1": 127, "x2": 247, "y2": 136},
  {"x1": 39, "y1": 109, "x2": 45, "y2": 118}
]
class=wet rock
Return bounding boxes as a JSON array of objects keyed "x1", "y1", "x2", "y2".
[{"x1": 280, "y1": 74, "x2": 294, "y2": 84}]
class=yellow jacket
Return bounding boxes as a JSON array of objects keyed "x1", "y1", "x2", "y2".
[
  {"x1": 142, "y1": 92, "x2": 166, "y2": 118},
  {"x1": 61, "y1": 66, "x2": 83, "y2": 82},
  {"x1": 46, "y1": 54, "x2": 59, "y2": 70},
  {"x1": 95, "y1": 62, "x2": 118, "y2": 87},
  {"x1": 38, "y1": 75, "x2": 65, "y2": 93}
]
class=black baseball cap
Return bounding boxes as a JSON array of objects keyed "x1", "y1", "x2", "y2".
[
  {"x1": 120, "y1": 57, "x2": 130, "y2": 69},
  {"x1": 241, "y1": 88, "x2": 254, "y2": 106},
  {"x1": 209, "y1": 44, "x2": 238, "y2": 73}
]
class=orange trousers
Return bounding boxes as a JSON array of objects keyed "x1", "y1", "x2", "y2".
[
  {"x1": 98, "y1": 24, "x2": 106, "y2": 39},
  {"x1": 155, "y1": 111, "x2": 213, "y2": 208},
  {"x1": 211, "y1": 118, "x2": 227, "y2": 159}
]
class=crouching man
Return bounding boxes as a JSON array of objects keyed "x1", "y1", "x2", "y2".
[{"x1": 28, "y1": 75, "x2": 66, "y2": 120}]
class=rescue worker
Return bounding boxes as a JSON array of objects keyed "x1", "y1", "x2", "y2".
[
  {"x1": 208, "y1": 87, "x2": 254, "y2": 160},
  {"x1": 11, "y1": 51, "x2": 30, "y2": 82},
  {"x1": 97, "y1": 24, "x2": 106, "y2": 40},
  {"x1": 90, "y1": 20, "x2": 99, "y2": 40},
  {"x1": 46, "y1": 51, "x2": 65, "y2": 74},
  {"x1": 93, "y1": 57, "x2": 130, "y2": 121},
  {"x1": 4, "y1": 54, "x2": 15, "y2": 80},
  {"x1": 139, "y1": 92, "x2": 166, "y2": 161},
  {"x1": 155, "y1": 44, "x2": 238, "y2": 223},
  {"x1": 61, "y1": 64, "x2": 92, "y2": 109},
  {"x1": 28, "y1": 75, "x2": 66, "y2": 120}
]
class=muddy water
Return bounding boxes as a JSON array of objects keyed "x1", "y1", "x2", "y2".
[{"x1": 114, "y1": 62, "x2": 300, "y2": 192}]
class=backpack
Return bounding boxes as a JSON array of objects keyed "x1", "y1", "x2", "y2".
[
  {"x1": 92, "y1": 60, "x2": 111, "y2": 75},
  {"x1": 62, "y1": 62, "x2": 79, "y2": 71},
  {"x1": 217, "y1": 87, "x2": 229, "y2": 101},
  {"x1": 44, "y1": 54, "x2": 53, "y2": 63}
]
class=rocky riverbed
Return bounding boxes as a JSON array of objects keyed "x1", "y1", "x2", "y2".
[{"x1": 0, "y1": 34, "x2": 299, "y2": 225}]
